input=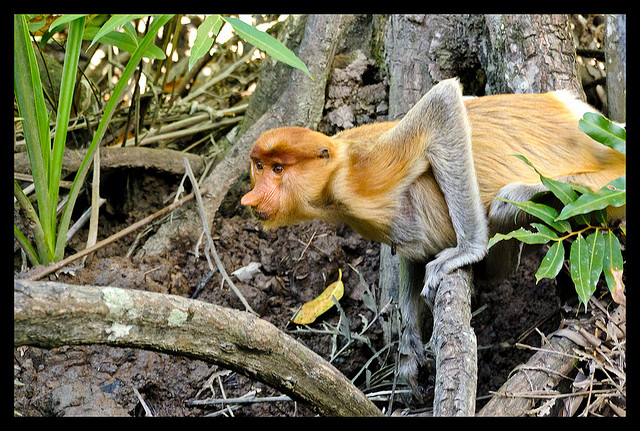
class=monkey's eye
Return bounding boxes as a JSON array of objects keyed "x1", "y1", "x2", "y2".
[
  {"x1": 254, "y1": 160, "x2": 263, "y2": 170},
  {"x1": 273, "y1": 164, "x2": 284, "y2": 175}
]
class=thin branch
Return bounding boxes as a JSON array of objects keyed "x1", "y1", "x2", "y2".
[
  {"x1": 181, "y1": 49, "x2": 257, "y2": 104},
  {"x1": 183, "y1": 157, "x2": 256, "y2": 315}
]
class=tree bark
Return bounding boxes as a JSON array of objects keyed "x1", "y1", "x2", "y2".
[
  {"x1": 14, "y1": 279, "x2": 382, "y2": 417},
  {"x1": 383, "y1": 14, "x2": 478, "y2": 416},
  {"x1": 481, "y1": 14, "x2": 584, "y2": 96},
  {"x1": 139, "y1": 14, "x2": 347, "y2": 258},
  {"x1": 477, "y1": 335, "x2": 578, "y2": 416},
  {"x1": 604, "y1": 14, "x2": 626, "y2": 122},
  {"x1": 430, "y1": 268, "x2": 477, "y2": 416}
]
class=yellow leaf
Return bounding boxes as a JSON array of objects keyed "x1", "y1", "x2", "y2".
[{"x1": 291, "y1": 269, "x2": 344, "y2": 325}]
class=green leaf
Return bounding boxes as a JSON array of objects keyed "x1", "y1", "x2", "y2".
[
  {"x1": 221, "y1": 16, "x2": 313, "y2": 80},
  {"x1": 27, "y1": 15, "x2": 48, "y2": 33},
  {"x1": 602, "y1": 230, "x2": 624, "y2": 293},
  {"x1": 510, "y1": 154, "x2": 590, "y2": 225},
  {"x1": 535, "y1": 240, "x2": 565, "y2": 284},
  {"x1": 495, "y1": 197, "x2": 571, "y2": 233},
  {"x1": 83, "y1": 27, "x2": 166, "y2": 60},
  {"x1": 570, "y1": 233, "x2": 594, "y2": 311},
  {"x1": 488, "y1": 226, "x2": 552, "y2": 249},
  {"x1": 578, "y1": 112, "x2": 626, "y2": 154},
  {"x1": 54, "y1": 14, "x2": 174, "y2": 260},
  {"x1": 189, "y1": 15, "x2": 223, "y2": 71},
  {"x1": 39, "y1": 14, "x2": 88, "y2": 47},
  {"x1": 89, "y1": 14, "x2": 151, "y2": 48},
  {"x1": 510, "y1": 155, "x2": 576, "y2": 203},
  {"x1": 585, "y1": 230, "x2": 605, "y2": 293},
  {"x1": 530, "y1": 223, "x2": 560, "y2": 240},
  {"x1": 557, "y1": 175, "x2": 626, "y2": 220}
]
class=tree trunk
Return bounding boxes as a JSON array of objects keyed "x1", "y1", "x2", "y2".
[
  {"x1": 604, "y1": 14, "x2": 626, "y2": 122},
  {"x1": 383, "y1": 14, "x2": 481, "y2": 416},
  {"x1": 481, "y1": 14, "x2": 584, "y2": 96}
]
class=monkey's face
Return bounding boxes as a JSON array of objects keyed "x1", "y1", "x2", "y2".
[
  {"x1": 240, "y1": 127, "x2": 338, "y2": 229},
  {"x1": 241, "y1": 156, "x2": 285, "y2": 227}
]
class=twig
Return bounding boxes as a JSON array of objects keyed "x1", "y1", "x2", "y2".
[
  {"x1": 18, "y1": 185, "x2": 208, "y2": 281},
  {"x1": 131, "y1": 385, "x2": 154, "y2": 417},
  {"x1": 65, "y1": 198, "x2": 106, "y2": 242},
  {"x1": 490, "y1": 388, "x2": 615, "y2": 400},
  {"x1": 183, "y1": 157, "x2": 256, "y2": 315},
  {"x1": 84, "y1": 145, "x2": 102, "y2": 262},
  {"x1": 181, "y1": 50, "x2": 257, "y2": 104},
  {"x1": 297, "y1": 231, "x2": 316, "y2": 262},
  {"x1": 189, "y1": 394, "x2": 292, "y2": 406},
  {"x1": 138, "y1": 117, "x2": 241, "y2": 146}
]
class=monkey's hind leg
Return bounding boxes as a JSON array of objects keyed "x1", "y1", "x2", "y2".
[
  {"x1": 398, "y1": 257, "x2": 430, "y2": 402},
  {"x1": 484, "y1": 181, "x2": 550, "y2": 281}
]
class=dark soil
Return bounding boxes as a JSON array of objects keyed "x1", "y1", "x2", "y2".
[{"x1": 14, "y1": 169, "x2": 567, "y2": 417}]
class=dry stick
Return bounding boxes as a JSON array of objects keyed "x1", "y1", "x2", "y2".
[
  {"x1": 477, "y1": 335, "x2": 579, "y2": 416},
  {"x1": 181, "y1": 49, "x2": 257, "y2": 105},
  {"x1": 183, "y1": 158, "x2": 256, "y2": 315},
  {"x1": 138, "y1": 117, "x2": 241, "y2": 147},
  {"x1": 430, "y1": 267, "x2": 477, "y2": 416},
  {"x1": 84, "y1": 146, "x2": 101, "y2": 262},
  {"x1": 19, "y1": 186, "x2": 208, "y2": 281},
  {"x1": 189, "y1": 394, "x2": 293, "y2": 406}
]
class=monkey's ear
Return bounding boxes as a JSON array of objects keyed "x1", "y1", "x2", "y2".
[{"x1": 318, "y1": 148, "x2": 330, "y2": 159}]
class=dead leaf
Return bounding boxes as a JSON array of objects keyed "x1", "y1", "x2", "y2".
[
  {"x1": 291, "y1": 269, "x2": 344, "y2": 325},
  {"x1": 611, "y1": 269, "x2": 626, "y2": 306}
]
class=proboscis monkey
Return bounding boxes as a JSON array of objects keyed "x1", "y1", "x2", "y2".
[{"x1": 240, "y1": 78, "x2": 626, "y2": 395}]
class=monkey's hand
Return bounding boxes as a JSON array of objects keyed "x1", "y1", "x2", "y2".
[{"x1": 421, "y1": 245, "x2": 485, "y2": 304}]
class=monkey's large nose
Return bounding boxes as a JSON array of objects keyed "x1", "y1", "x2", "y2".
[{"x1": 240, "y1": 189, "x2": 259, "y2": 207}]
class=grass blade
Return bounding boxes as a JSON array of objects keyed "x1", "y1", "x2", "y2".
[
  {"x1": 48, "y1": 16, "x2": 85, "y2": 248},
  {"x1": 55, "y1": 14, "x2": 174, "y2": 260},
  {"x1": 14, "y1": 14, "x2": 54, "y2": 262}
]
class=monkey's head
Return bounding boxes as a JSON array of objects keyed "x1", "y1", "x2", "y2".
[{"x1": 241, "y1": 127, "x2": 339, "y2": 229}]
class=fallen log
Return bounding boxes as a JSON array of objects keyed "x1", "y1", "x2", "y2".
[{"x1": 14, "y1": 279, "x2": 383, "y2": 417}]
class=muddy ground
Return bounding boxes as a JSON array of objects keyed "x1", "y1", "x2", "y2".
[{"x1": 15, "y1": 168, "x2": 569, "y2": 417}]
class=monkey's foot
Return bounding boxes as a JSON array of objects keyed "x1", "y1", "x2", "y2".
[
  {"x1": 421, "y1": 253, "x2": 451, "y2": 304},
  {"x1": 422, "y1": 245, "x2": 486, "y2": 303},
  {"x1": 399, "y1": 327, "x2": 427, "y2": 402}
]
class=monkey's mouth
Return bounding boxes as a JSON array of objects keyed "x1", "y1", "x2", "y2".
[{"x1": 249, "y1": 207, "x2": 272, "y2": 222}]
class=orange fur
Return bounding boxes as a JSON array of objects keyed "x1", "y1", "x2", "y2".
[
  {"x1": 241, "y1": 84, "x2": 625, "y2": 398},
  {"x1": 241, "y1": 91, "x2": 625, "y2": 244}
]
